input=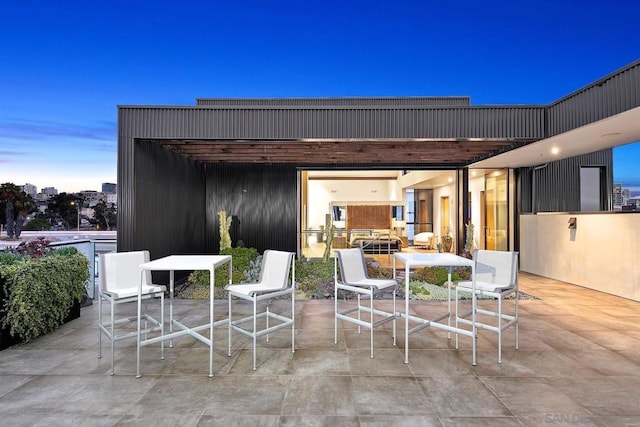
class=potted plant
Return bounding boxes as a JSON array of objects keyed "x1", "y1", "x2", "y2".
[
  {"x1": 0, "y1": 238, "x2": 89, "y2": 349},
  {"x1": 441, "y1": 226, "x2": 453, "y2": 253}
]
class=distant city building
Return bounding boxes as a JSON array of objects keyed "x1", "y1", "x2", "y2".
[
  {"x1": 613, "y1": 183, "x2": 636, "y2": 211},
  {"x1": 36, "y1": 186, "x2": 59, "y2": 201},
  {"x1": 42, "y1": 187, "x2": 58, "y2": 196},
  {"x1": 613, "y1": 183, "x2": 623, "y2": 209},
  {"x1": 102, "y1": 183, "x2": 117, "y2": 193},
  {"x1": 105, "y1": 193, "x2": 117, "y2": 205},
  {"x1": 629, "y1": 198, "x2": 640, "y2": 209},
  {"x1": 80, "y1": 190, "x2": 102, "y2": 205},
  {"x1": 20, "y1": 183, "x2": 37, "y2": 198}
]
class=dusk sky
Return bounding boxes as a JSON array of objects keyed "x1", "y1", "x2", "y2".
[{"x1": 1, "y1": 1, "x2": 639, "y2": 193}]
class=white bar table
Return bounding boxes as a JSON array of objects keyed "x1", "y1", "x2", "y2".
[
  {"x1": 393, "y1": 252, "x2": 477, "y2": 365},
  {"x1": 136, "y1": 255, "x2": 232, "y2": 378}
]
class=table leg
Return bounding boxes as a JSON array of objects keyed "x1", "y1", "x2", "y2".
[
  {"x1": 472, "y1": 265, "x2": 477, "y2": 366},
  {"x1": 209, "y1": 266, "x2": 214, "y2": 378},
  {"x1": 169, "y1": 270, "x2": 174, "y2": 348},
  {"x1": 405, "y1": 262, "x2": 410, "y2": 364},
  {"x1": 447, "y1": 267, "x2": 451, "y2": 339},
  {"x1": 136, "y1": 270, "x2": 143, "y2": 378}
]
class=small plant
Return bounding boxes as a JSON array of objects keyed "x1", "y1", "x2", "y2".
[
  {"x1": 409, "y1": 281, "x2": 431, "y2": 299},
  {"x1": 440, "y1": 225, "x2": 453, "y2": 253},
  {"x1": 411, "y1": 266, "x2": 471, "y2": 287},
  {"x1": 463, "y1": 222, "x2": 475, "y2": 259},
  {"x1": 218, "y1": 210, "x2": 232, "y2": 250},
  {"x1": 243, "y1": 254, "x2": 263, "y2": 283},
  {"x1": 51, "y1": 246, "x2": 80, "y2": 257},
  {"x1": 322, "y1": 214, "x2": 335, "y2": 263},
  {"x1": 15, "y1": 237, "x2": 51, "y2": 258},
  {"x1": 295, "y1": 257, "x2": 335, "y2": 298},
  {"x1": 0, "y1": 251, "x2": 26, "y2": 266},
  {"x1": 366, "y1": 263, "x2": 393, "y2": 279},
  {"x1": 295, "y1": 257, "x2": 394, "y2": 299},
  {"x1": 184, "y1": 246, "x2": 260, "y2": 296}
]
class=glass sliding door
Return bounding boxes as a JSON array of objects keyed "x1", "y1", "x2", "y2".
[{"x1": 484, "y1": 170, "x2": 508, "y2": 251}]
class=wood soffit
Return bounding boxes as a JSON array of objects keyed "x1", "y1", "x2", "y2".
[{"x1": 148, "y1": 138, "x2": 530, "y2": 166}]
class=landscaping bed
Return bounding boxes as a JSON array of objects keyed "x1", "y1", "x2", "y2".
[{"x1": 175, "y1": 250, "x2": 543, "y2": 302}]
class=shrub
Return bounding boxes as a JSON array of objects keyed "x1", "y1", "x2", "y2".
[
  {"x1": 23, "y1": 218, "x2": 52, "y2": 231},
  {"x1": 367, "y1": 263, "x2": 394, "y2": 279},
  {"x1": 0, "y1": 251, "x2": 26, "y2": 266},
  {"x1": 51, "y1": 246, "x2": 80, "y2": 257},
  {"x1": 409, "y1": 281, "x2": 431, "y2": 297},
  {"x1": 0, "y1": 251, "x2": 89, "y2": 342},
  {"x1": 295, "y1": 258, "x2": 335, "y2": 298},
  {"x1": 296, "y1": 257, "x2": 394, "y2": 299},
  {"x1": 186, "y1": 246, "x2": 260, "y2": 292},
  {"x1": 411, "y1": 266, "x2": 471, "y2": 286}
]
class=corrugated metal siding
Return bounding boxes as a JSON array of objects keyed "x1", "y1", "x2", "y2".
[
  {"x1": 196, "y1": 97, "x2": 471, "y2": 107},
  {"x1": 547, "y1": 60, "x2": 640, "y2": 136},
  {"x1": 205, "y1": 163, "x2": 297, "y2": 254},
  {"x1": 117, "y1": 109, "x2": 135, "y2": 251},
  {"x1": 118, "y1": 138, "x2": 206, "y2": 258},
  {"x1": 518, "y1": 149, "x2": 613, "y2": 213},
  {"x1": 518, "y1": 167, "x2": 533, "y2": 212},
  {"x1": 118, "y1": 106, "x2": 545, "y2": 140}
]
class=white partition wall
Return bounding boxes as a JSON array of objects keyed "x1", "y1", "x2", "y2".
[{"x1": 520, "y1": 213, "x2": 640, "y2": 301}]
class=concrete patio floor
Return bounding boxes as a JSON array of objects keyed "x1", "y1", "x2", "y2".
[{"x1": 0, "y1": 272, "x2": 639, "y2": 426}]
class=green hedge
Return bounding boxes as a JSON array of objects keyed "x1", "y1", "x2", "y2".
[{"x1": 0, "y1": 251, "x2": 88, "y2": 342}]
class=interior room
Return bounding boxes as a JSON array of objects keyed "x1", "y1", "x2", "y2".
[{"x1": 299, "y1": 168, "x2": 510, "y2": 264}]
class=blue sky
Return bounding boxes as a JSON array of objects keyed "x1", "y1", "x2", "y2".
[{"x1": 1, "y1": 0, "x2": 639, "y2": 193}]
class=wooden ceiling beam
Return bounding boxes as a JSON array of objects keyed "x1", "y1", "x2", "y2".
[{"x1": 150, "y1": 138, "x2": 521, "y2": 165}]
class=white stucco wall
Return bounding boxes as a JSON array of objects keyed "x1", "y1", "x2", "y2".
[{"x1": 520, "y1": 213, "x2": 640, "y2": 301}]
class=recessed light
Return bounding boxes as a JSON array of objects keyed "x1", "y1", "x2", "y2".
[{"x1": 551, "y1": 147, "x2": 560, "y2": 155}]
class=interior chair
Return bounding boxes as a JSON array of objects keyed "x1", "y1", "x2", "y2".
[
  {"x1": 98, "y1": 250, "x2": 165, "y2": 375},
  {"x1": 227, "y1": 250, "x2": 296, "y2": 370},
  {"x1": 455, "y1": 249, "x2": 519, "y2": 363},
  {"x1": 413, "y1": 232, "x2": 435, "y2": 249},
  {"x1": 334, "y1": 247, "x2": 397, "y2": 358}
]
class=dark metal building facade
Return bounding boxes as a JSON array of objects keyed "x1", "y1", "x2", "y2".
[{"x1": 117, "y1": 60, "x2": 639, "y2": 258}]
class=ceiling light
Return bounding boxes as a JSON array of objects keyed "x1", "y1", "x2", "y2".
[
  {"x1": 550, "y1": 147, "x2": 560, "y2": 155},
  {"x1": 600, "y1": 132, "x2": 621, "y2": 138}
]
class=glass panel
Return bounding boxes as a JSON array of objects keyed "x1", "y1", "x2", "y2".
[
  {"x1": 332, "y1": 206, "x2": 346, "y2": 221},
  {"x1": 484, "y1": 170, "x2": 508, "y2": 251},
  {"x1": 391, "y1": 205, "x2": 404, "y2": 221},
  {"x1": 580, "y1": 167, "x2": 601, "y2": 211}
]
